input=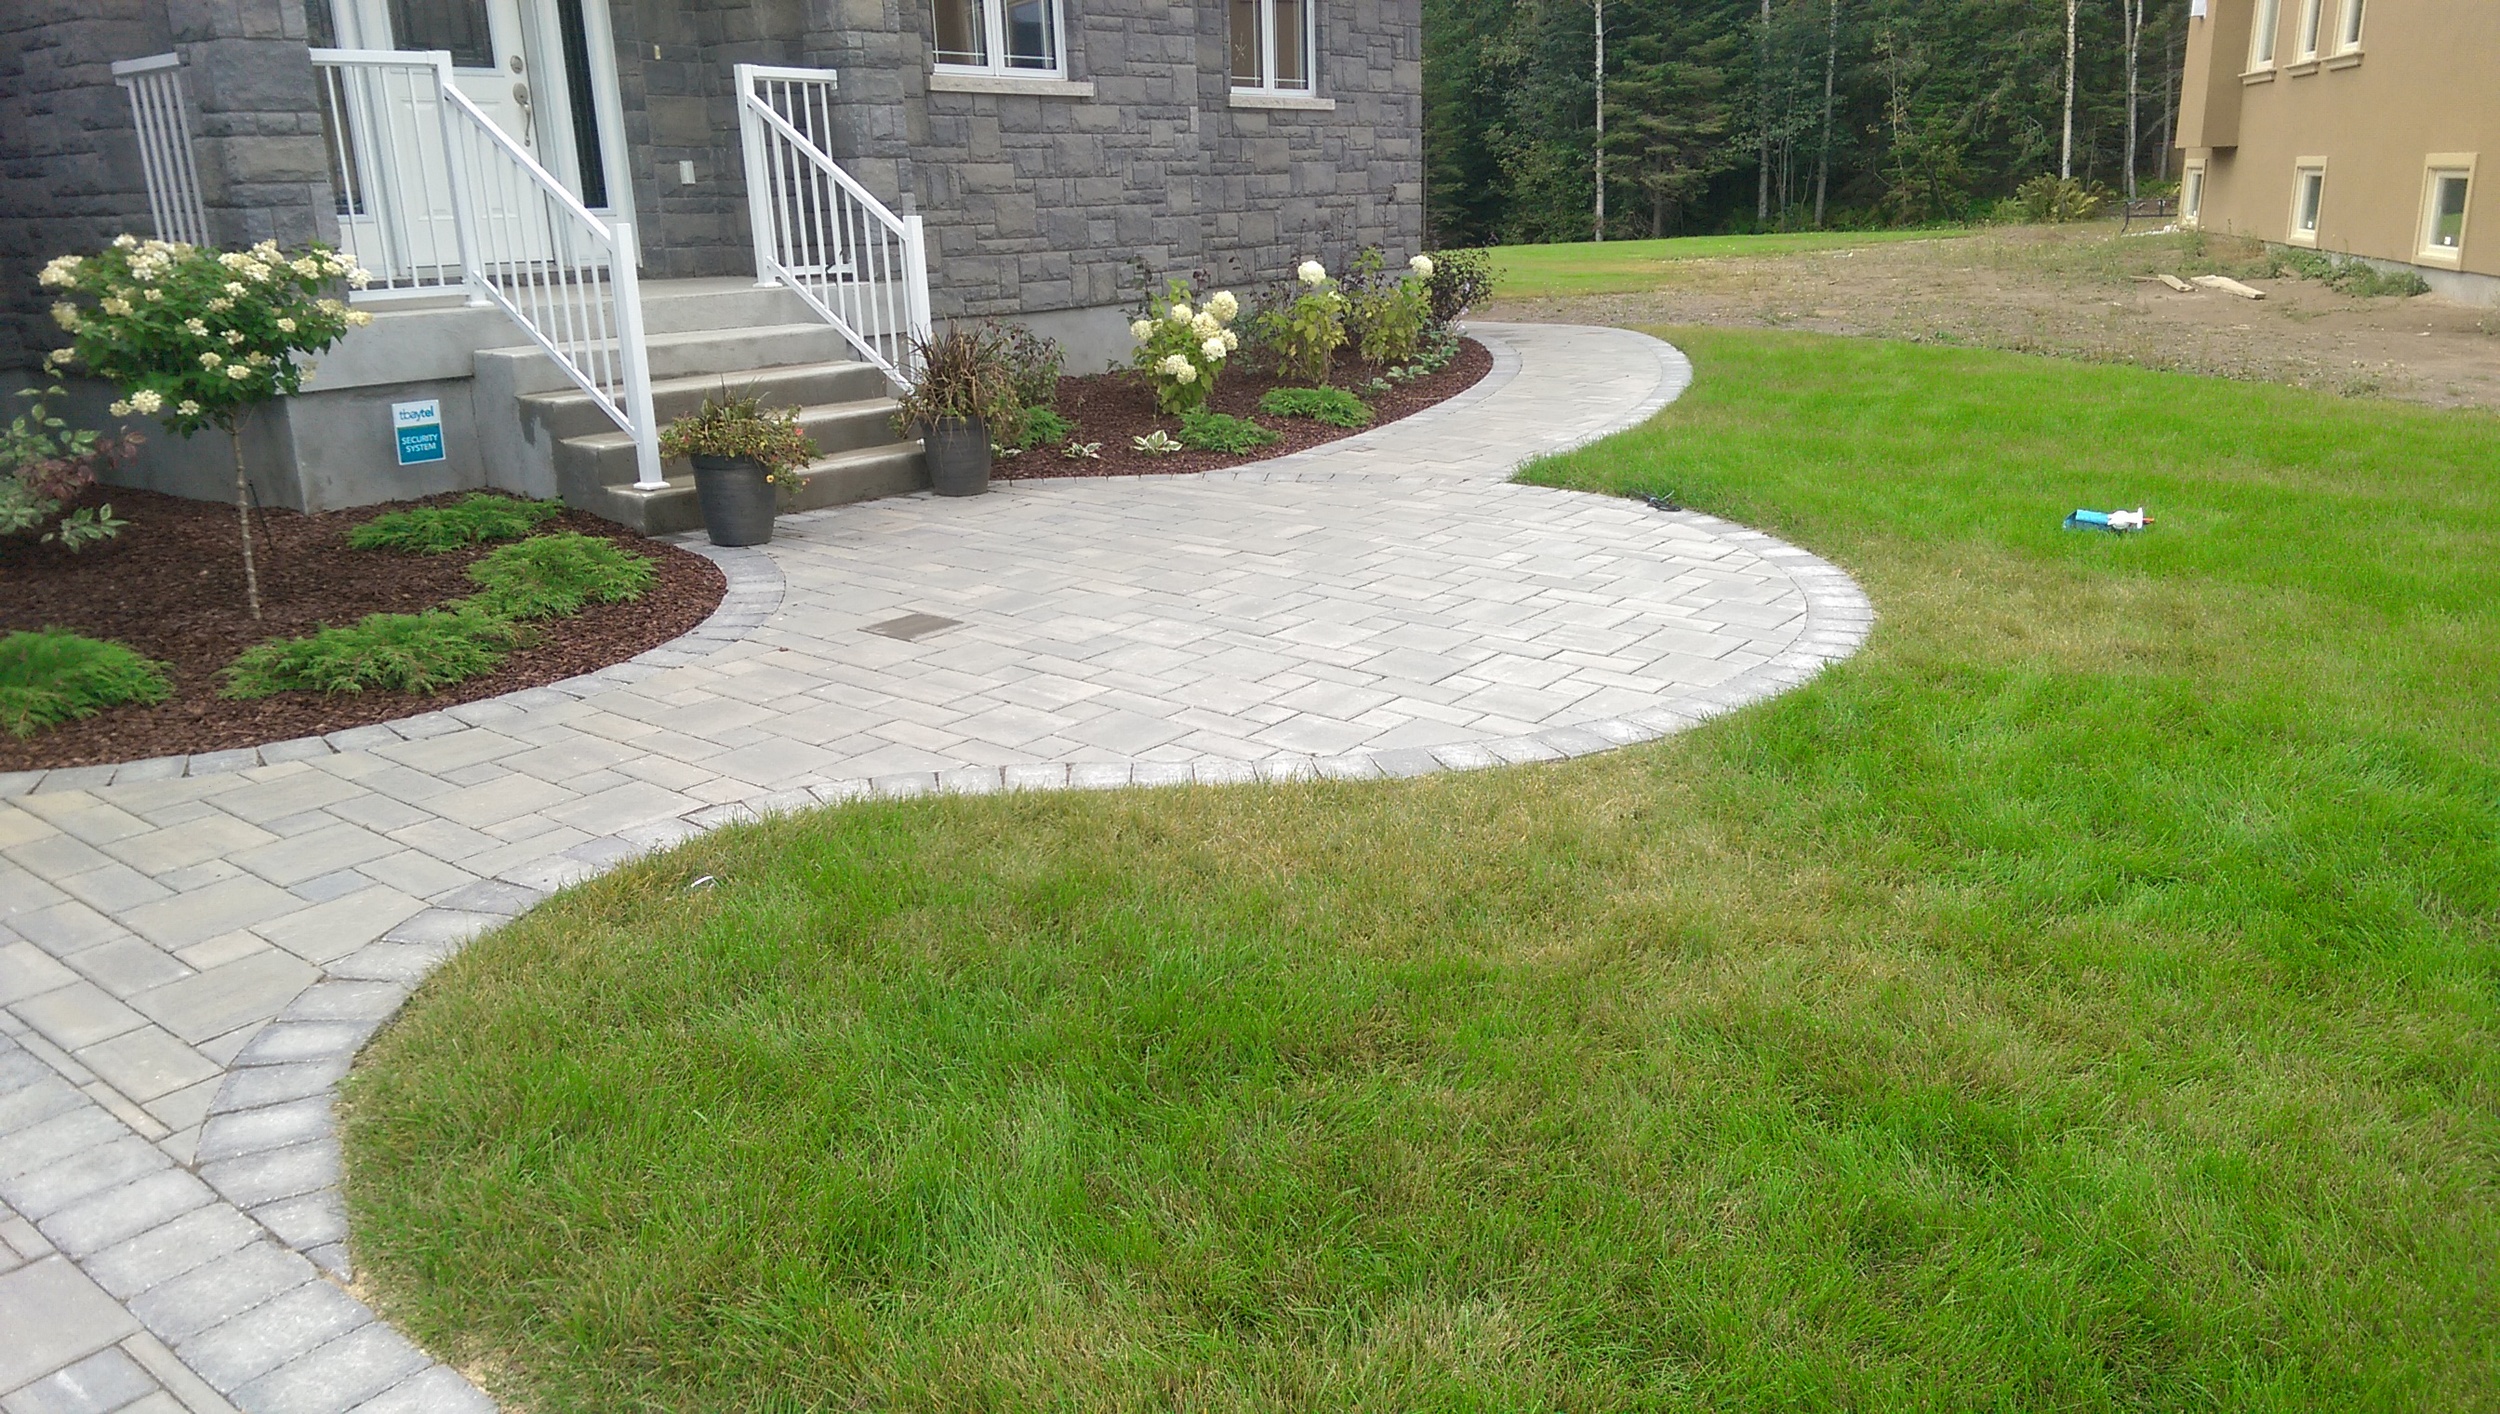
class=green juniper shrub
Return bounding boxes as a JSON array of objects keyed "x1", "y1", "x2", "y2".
[
  {"x1": 225, "y1": 607, "x2": 528, "y2": 699},
  {"x1": 1259, "y1": 386, "x2": 1373, "y2": 428},
  {"x1": 348, "y1": 494, "x2": 564, "y2": 553},
  {"x1": 1175, "y1": 410, "x2": 1280, "y2": 454},
  {"x1": 0, "y1": 629, "x2": 172, "y2": 737},
  {"x1": 464, "y1": 532, "x2": 655, "y2": 621}
]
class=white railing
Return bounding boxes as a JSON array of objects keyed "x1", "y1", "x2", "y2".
[
  {"x1": 110, "y1": 54, "x2": 211, "y2": 247},
  {"x1": 312, "y1": 49, "x2": 661, "y2": 488},
  {"x1": 736, "y1": 63, "x2": 932, "y2": 383}
]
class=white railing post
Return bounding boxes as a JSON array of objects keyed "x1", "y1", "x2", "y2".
[
  {"x1": 901, "y1": 209, "x2": 933, "y2": 368},
  {"x1": 424, "y1": 51, "x2": 491, "y2": 307},
  {"x1": 110, "y1": 54, "x2": 212, "y2": 247},
  {"x1": 608, "y1": 222, "x2": 665, "y2": 488},
  {"x1": 733, "y1": 63, "x2": 779, "y2": 289}
]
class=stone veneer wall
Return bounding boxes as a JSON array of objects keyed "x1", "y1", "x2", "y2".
[{"x1": 0, "y1": 0, "x2": 334, "y2": 372}]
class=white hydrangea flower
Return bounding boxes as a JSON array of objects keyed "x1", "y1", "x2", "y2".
[
  {"x1": 1157, "y1": 353, "x2": 1193, "y2": 379},
  {"x1": 199, "y1": 351, "x2": 222, "y2": 368},
  {"x1": 226, "y1": 364, "x2": 252, "y2": 380},
  {"x1": 130, "y1": 389, "x2": 164, "y2": 414},
  {"x1": 1191, "y1": 311, "x2": 1220, "y2": 338},
  {"x1": 141, "y1": 287, "x2": 163, "y2": 302},
  {"x1": 347, "y1": 309, "x2": 374, "y2": 327},
  {"x1": 223, "y1": 329, "x2": 244, "y2": 345},
  {"x1": 276, "y1": 317, "x2": 296, "y2": 333},
  {"x1": 37, "y1": 256, "x2": 83, "y2": 288},
  {"x1": 1168, "y1": 300, "x2": 1193, "y2": 323},
  {"x1": 292, "y1": 257, "x2": 321, "y2": 278},
  {"x1": 1200, "y1": 336, "x2": 1227, "y2": 361},
  {"x1": 1410, "y1": 254, "x2": 1435, "y2": 278},
  {"x1": 317, "y1": 298, "x2": 345, "y2": 314},
  {"x1": 218, "y1": 251, "x2": 250, "y2": 270},
  {"x1": 112, "y1": 234, "x2": 138, "y2": 251},
  {"x1": 51, "y1": 303, "x2": 81, "y2": 330},
  {"x1": 176, "y1": 399, "x2": 201, "y2": 416},
  {"x1": 1130, "y1": 318, "x2": 1154, "y2": 341},
  {"x1": 184, "y1": 318, "x2": 209, "y2": 337},
  {"x1": 246, "y1": 351, "x2": 271, "y2": 366},
  {"x1": 1208, "y1": 290, "x2": 1239, "y2": 322},
  {"x1": 99, "y1": 297, "x2": 132, "y2": 318},
  {"x1": 1220, "y1": 329, "x2": 1239, "y2": 352},
  {"x1": 223, "y1": 281, "x2": 247, "y2": 297},
  {"x1": 1297, "y1": 260, "x2": 1327, "y2": 285},
  {"x1": 347, "y1": 268, "x2": 371, "y2": 289},
  {"x1": 107, "y1": 400, "x2": 132, "y2": 417}
]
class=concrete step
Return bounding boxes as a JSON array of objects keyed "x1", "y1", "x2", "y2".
[
  {"x1": 554, "y1": 395, "x2": 908, "y2": 495},
  {"x1": 594, "y1": 442, "x2": 930, "y2": 536},
  {"x1": 319, "y1": 280, "x2": 829, "y2": 390},
  {"x1": 517, "y1": 360, "x2": 894, "y2": 444},
  {"x1": 477, "y1": 323, "x2": 860, "y2": 399}
]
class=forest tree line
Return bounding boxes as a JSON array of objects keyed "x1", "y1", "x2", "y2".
[{"x1": 1424, "y1": 0, "x2": 2195, "y2": 245}]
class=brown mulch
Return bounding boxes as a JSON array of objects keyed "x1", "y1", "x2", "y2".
[
  {"x1": 1, "y1": 491, "x2": 725, "y2": 772},
  {"x1": 998, "y1": 337, "x2": 1492, "y2": 481}
]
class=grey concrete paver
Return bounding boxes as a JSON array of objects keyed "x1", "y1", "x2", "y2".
[{"x1": 0, "y1": 325, "x2": 1871, "y2": 1412}]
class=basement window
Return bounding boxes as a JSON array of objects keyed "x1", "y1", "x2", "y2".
[
  {"x1": 2288, "y1": 161, "x2": 2326, "y2": 246},
  {"x1": 933, "y1": 0, "x2": 1063, "y2": 78},
  {"x1": 2419, "y1": 160, "x2": 2474, "y2": 266},
  {"x1": 1231, "y1": 0, "x2": 1315, "y2": 93},
  {"x1": 2182, "y1": 161, "x2": 2206, "y2": 229}
]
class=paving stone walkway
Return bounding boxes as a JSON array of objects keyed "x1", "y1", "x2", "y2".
[{"x1": 0, "y1": 324, "x2": 1872, "y2": 1412}]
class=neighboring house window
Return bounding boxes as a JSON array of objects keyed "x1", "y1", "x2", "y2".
[
  {"x1": 2419, "y1": 159, "x2": 2475, "y2": 264},
  {"x1": 934, "y1": 0, "x2": 1063, "y2": 76},
  {"x1": 2337, "y1": 0, "x2": 2365, "y2": 51},
  {"x1": 2248, "y1": 0, "x2": 2281, "y2": 70},
  {"x1": 2295, "y1": 0, "x2": 2324, "y2": 60},
  {"x1": 2288, "y1": 160, "x2": 2326, "y2": 245},
  {"x1": 2182, "y1": 161, "x2": 2206, "y2": 229},
  {"x1": 1231, "y1": 0, "x2": 1314, "y2": 92}
]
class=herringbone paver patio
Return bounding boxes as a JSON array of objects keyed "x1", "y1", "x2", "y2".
[{"x1": 0, "y1": 324, "x2": 1871, "y2": 1412}]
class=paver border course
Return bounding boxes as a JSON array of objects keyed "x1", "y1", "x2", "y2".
[{"x1": 3, "y1": 325, "x2": 1872, "y2": 1413}]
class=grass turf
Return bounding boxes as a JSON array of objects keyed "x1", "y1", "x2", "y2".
[
  {"x1": 342, "y1": 329, "x2": 2500, "y2": 1412},
  {"x1": 1487, "y1": 229, "x2": 1975, "y2": 297}
]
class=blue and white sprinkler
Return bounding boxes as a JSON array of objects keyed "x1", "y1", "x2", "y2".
[{"x1": 2064, "y1": 506, "x2": 2153, "y2": 532}]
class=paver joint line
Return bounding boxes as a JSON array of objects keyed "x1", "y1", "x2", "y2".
[{"x1": 0, "y1": 324, "x2": 1869, "y2": 1413}]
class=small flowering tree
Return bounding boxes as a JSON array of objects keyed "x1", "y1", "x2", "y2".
[
  {"x1": 1128, "y1": 279, "x2": 1240, "y2": 415},
  {"x1": 40, "y1": 236, "x2": 372, "y2": 618}
]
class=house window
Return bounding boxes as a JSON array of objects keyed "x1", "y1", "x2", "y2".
[
  {"x1": 2182, "y1": 161, "x2": 2206, "y2": 229},
  {"x1": 1231, "y1": 0, "x2": 1314, "y2": 92},
  {"x1": 2248, "y1": 0, "x2": 2281, "y2": 70},
  {"x1": 387, "y1": 0, "x2": 493, "y2": 68},
  {"x1": 2337, "y1": 0, "x2": 2365, "y2": 51},
  {"x1": 2288, "y1": 161, "x2": 2326, "y2": 245},
  {"x1": 2420, "y1": 159, "x2": 2474, "y2": 264},
  {"x1": 2295, "y1": 0, "x2": 2324, "y2": 60},
  {"x1": 933, "y1": 0, "x2": 1063, "y2": 76}
]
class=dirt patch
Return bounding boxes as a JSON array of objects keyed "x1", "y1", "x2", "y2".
[
  {"x1": 1, "y1": 491, "x2": 725, "y2": 771},
  {"x1": 998, "y1": 337, "x2": 1492, "y2": 481},
  {"x1": 1484, "y1": 224, "x2": 2500, "y2": 411}
]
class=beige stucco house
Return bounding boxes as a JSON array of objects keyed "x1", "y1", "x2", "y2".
[{"x1": 2176, "y1": 0, "x2": 2495, "y2": 302}]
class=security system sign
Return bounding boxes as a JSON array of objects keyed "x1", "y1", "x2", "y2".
[{"x1": 393, "y1": 399, "x2": 445, "y2": 466}]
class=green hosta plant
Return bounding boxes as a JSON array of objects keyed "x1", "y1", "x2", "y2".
[
  {"x1": 1257, "y1": 259, "x2": 1349, "y2": 385},
  {"x1": 40, "y1": 236, "x2": 371, "y2": 617},
  {"x1": 1128, "y1": 279, "x2": 1240, "y2": 415}
]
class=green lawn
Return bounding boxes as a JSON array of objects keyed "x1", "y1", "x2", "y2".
[
  {"x1": 343, "y1": 330, "x2": 2500, "y2": 1412},
  {"x1": 1486, "y1": 229, "x2": 1976, "y2": 297}
]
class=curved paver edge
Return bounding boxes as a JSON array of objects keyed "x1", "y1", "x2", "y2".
[{"x1": 123, "y1": 326, "x2": 1869, "y2": 1413}]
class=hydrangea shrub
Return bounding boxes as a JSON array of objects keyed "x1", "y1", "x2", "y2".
[{"x1": 1128, "y1": 279, "x2": 1240, "y2": 415}]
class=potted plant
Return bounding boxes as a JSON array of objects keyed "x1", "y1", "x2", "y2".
[
  {"x1": 893, "y1": 328, "x2": 1016, "y2": 497},
  {"x1": 658, "y1": 391, "x2": 816, "y2": 547}
]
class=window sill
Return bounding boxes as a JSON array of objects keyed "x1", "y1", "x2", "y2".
[
  {"x1": 2283, "y1": 58, "x2": 2320, "y2": 75},
  {"x1": 2285, "y1": 231, "x2": 2320, "y2": 247},
  {"x1": 2325, "y1": 51, "x2": 2363, "y2": 69},
  {"x1": 2241, "y1": 67, "x2": 2277, "y2": 84},
  {"x1": 1228, "y1": 89, "x2": 1335, "y2": 111},
  {"x1": 2415, "y1": 248, "x2": 2465, "y2": 270},
  {"x1": 928, "y1": 71, "x2": 1095, "y2": 98}
]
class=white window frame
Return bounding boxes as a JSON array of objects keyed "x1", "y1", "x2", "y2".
[
  {"x1": 931, "y1": 0, "x2": 1067, "y2": 80},
  {"x1": 2182, "y1": 159, "x2": 2207, "y2": 229},
  {"x1": 2248, "y1": 0, "x2": 2281, "y2": 71},
  {"x1": 2287, "y1": 158, "x2": 2327, "y2": 246},
  {"x1": 2294, "y1": 0, "x2": 2325, "y2": 61},
  {"x1": 2418, "y1": 155, "x2": 2476, "y2": 267},
  {"x1": 1231, "y1": 0, "x2": 1317, "y2": 94},
  {"x1": 2336, "y1": 0, "x2": 2365, "y2": 53}
]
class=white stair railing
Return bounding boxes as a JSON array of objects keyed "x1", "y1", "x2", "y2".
[
  {"x1": 110, "y1": 54, "x2": 211, "y2": 246},
  {"x1": 736, "y1": 63, "x2": 933, "y2": 383},
  {"x1": 312, "y1": 49, "x2": 662, "y2": 488}
]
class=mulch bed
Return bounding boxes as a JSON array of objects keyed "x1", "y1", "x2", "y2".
[
  {"x1": 998, "y1": 337, "x2": 1492, "y2": 480},
  {"x1": 1, "y1": 491, "x2": 725, "y2": 772}
]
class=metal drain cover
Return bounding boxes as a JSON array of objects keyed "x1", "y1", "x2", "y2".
[{"x1": 864, "y1": 612, "x2": 962, "y2": 642}]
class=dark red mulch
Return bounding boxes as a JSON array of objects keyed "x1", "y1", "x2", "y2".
[
  {"x1": 1, "y1": 490, "x2": 726, "y2": 772},
  {"x1": 999, "y1": 337, "x2": 1492, "y2": 481}
]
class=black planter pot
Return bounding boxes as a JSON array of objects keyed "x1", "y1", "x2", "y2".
[
  {"x1": 689, "y1": 454, "x2": 777, "y2": 546},
  {"x1": 922, "y1": 416, "x2": 991, "y2": 497}
]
